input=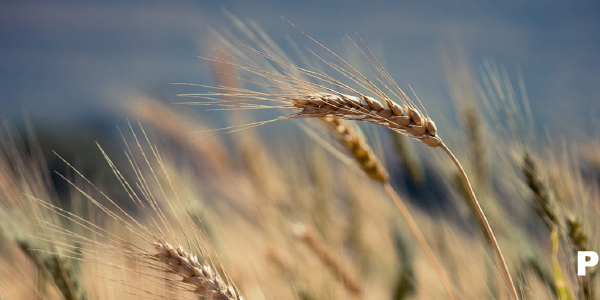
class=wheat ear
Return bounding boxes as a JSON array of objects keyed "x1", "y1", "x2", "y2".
[
  {"x1": 153, "y1": 242, "x2": 244, "y2": 300},
  {"x1": 320, "y1": 116, "x2": 388, "y2": 183},
  {"x1": 32, "y1": 123, "x2": 247, "y2": 300},
  {"x1": 439, "y1": 142, "x2": 518, "y2": 300},
  {"x1": 291, "y1": 93, "x2": 441, "y2": 148},
  {"x1": 190, "y1": 23, "x2": 518, "y2": 299},
  {"x1": 524, "y1": 153, "x2": 595, "y2": 299}
]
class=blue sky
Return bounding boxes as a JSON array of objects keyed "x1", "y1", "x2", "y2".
[{"x1": 1, "y1": 1, "x2": 599, "y2": 136}]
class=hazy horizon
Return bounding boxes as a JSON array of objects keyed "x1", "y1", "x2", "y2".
[{"x1": 1, "y1": 1, "x2": 599, "y2": 137}]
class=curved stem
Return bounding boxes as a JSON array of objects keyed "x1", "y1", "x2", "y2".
[
  {"x1": 382, "y1": 182, "x2": 458, "y2": 300},
  {"x1": 439, "y1": 141, "x2": 519, "y2": 300}
]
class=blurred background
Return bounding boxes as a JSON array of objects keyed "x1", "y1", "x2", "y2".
[
  {"x1": 1, "y1": 0, "x2": 599, "y2": 157},
  {"x1": 1, "y1": 2, "x2": 599, "y2": 298}
]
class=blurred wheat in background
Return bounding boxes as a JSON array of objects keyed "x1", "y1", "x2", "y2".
[{"x1": 1, "y1": 11, "x2": 599, "y2": 300}]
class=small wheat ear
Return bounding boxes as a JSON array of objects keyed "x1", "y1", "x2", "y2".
[{"x1": 154, "y1": 242, "x2": 244, "y2": 300}]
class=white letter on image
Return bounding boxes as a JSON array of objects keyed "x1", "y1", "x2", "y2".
[{"x1": 578, "y1": 251, "x2": 599, "y2": 276}]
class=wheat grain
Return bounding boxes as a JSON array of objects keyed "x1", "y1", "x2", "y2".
[
  {"x1": 154, "y1": 242, "x2": 244, "y2": 300},
  {"x1": 320, "y1": 116, "x2": 388, "y2": 183},
  {"x1": 289, "y1": 93, "x2": 440, "y2": 148}
]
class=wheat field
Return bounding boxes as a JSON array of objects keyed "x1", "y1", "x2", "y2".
[{"x1": 0, "y1": 16, "x2": 598, "y2": 300}]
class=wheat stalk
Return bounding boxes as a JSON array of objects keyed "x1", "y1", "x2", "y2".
[
  {"x1": 317, "y1": 117, "x2": 457, "y2": 299},
  {"x1": 293, "y1": 223, "x2": 363, "y2": 297},
  {"x1": 439, "y1": 143, "x2": 518, "y2": 299}
]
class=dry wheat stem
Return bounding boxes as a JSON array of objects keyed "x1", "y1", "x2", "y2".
[
  {"x1": 293, "y1": 224, "x2": 363, "y2": 296},
  {"x1": 438, "y1": 142, "x2": 519, "y2": 300},
  {"x1": 382, "y1": 182, "x2": 458, "y2": 300},
  {"x1": 320, "y1": 116, "x2": 457, "y2": 299}
]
